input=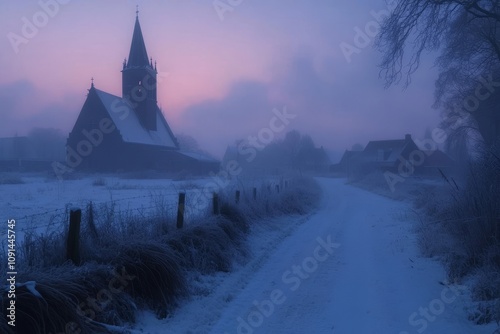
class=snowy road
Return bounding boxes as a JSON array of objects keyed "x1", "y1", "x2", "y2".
[{"x1": 137, "y1": 178, "x2": 496, "y2": 334}]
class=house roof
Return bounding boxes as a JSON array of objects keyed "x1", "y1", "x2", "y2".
[
  {"x1": 94, "y1": 88, "x2": 178, "y2": 149},
  {"x1": 364, "y1": 139, "x2": 406, "y2": 152},
  {"x1": 127, "y1": 16, "x2": 150, "y2": 68},
  {"x1": 363, "y1": 138, "x2": 410, "y2": 163},
  {"x1": 338, "y1": 134, "x2": 456, "y2": 172}
]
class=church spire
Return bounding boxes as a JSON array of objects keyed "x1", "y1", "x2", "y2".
[
  {"x1": 126, "y1": 11, "x2": 150, "y2": 68},
  {"x1": 122, "y1": 10, "x2": 158, "y2": 131}
]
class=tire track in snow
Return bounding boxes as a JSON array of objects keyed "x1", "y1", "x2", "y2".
[
  {"x1": 136, "y1": 178, "x2": 496, "y2": 334},
  {"x1": 208, "y1": 178, "x2": 494, "y2": 334},
  {"x1": 135, "y1": 209, "x2": 314, "y2": 333}
]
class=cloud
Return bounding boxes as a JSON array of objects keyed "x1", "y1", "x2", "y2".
[
  {"x1": 179, "y1": 80, "x2": 281, "y2": 156},
  {"x1": 178, "y1": 49, "x2": 438, "y2": 158},
  {"x1": 0, "y1": 80, "x2": 82, "y2": 137},
  {"x1": 0, "y1": 80, "x2": 36, "y2": 135},
  {"x1": 0, "y1": 80, "x2": 35, "y2": 112}
]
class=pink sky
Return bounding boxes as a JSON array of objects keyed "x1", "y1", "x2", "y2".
[{"x1": 0, "y1": 0, "x2": 440, "y2": 159}]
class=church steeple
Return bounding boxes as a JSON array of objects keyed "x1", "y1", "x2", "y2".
[
  {"x1": 122, "y1": 10, "x2": 158, "y2": 131},
  {"x1": 127, "y1": 13, "x2": 150, "y2": 68}
]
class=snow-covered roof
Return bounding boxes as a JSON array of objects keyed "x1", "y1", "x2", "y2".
[
  {"x1": 95, "y1": 89, "x2": 177, "y2": 148},
  {"x1": 363, "y1": 139, "x2": 409, "y2": 162}
]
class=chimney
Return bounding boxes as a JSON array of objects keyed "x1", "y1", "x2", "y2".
[{"x1": 405, "y1": 134, "x2": 411, "y2": 142}]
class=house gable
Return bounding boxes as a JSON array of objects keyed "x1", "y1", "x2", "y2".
[{"x1": 362, "y1": 135, "x2": 419, "y2": 164}]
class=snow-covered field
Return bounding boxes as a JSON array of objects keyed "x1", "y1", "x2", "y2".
[
  {"x1": 2, "y1": 175, "x2": 497, "y2": 333},
  {"x1": 0, "y1": 174, "x2": 238, "y2": 242},
  {"x1": 133, "y1": 177, "x2": 498, "y2": 334}
]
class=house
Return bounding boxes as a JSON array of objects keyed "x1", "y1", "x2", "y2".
[
  {"x1": 336, "y1": 134, "x2": 454, "y2": 176},
  {"x1": 67, "y1": 12, "x2": 219, "y2": 173}
]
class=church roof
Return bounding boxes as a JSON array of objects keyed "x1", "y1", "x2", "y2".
[
  {"x1": 94, "y1": 88, "x2": 178, "y2": 148},
  {"x1": 127, "y1": 16, "x2": 150, "y2": 68}
]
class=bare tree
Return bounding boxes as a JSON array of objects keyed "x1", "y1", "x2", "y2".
[
  {"x1": 377, "y1": 1, "x2": 500, "y2": 86},
  {"x1": 375, "y1": 0, "x2": 500, "y2": 149}
]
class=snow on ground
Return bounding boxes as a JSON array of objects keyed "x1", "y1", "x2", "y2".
[
  {"x1": 0, "y1": 175, "x2": 217, "y2": 242},
  {"x1": 1, "y1": 173, "x2": 280, "y2": 249},
  {"x1": 135, "y1": 177, "x2": 498, "y2": 334}
]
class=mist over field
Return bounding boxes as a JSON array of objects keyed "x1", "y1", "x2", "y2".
[{"x1": 0, "y1": 1, "x2": 499, "y2": 333}]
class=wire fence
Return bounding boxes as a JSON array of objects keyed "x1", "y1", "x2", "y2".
[
  {"x1": 9, "y1": 176, "x2": 289, "y2": 238},
  {"x1": 0, "y1": 175, "x2": 297, "y2": 273}
]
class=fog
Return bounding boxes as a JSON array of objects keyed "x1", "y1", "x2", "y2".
[
  {"x1": 0, "y1": 0, "x2": 439, "y2": 159},
  {"x1": 1, "y1": 1, "x2": 500, "y2": 332}
]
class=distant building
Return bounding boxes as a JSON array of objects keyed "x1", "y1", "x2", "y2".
[
  {"x1": 0, "y1": 137, "x2": 33, "y2": 161},
  {"x1": 67, "y1": 13, "x2": 219, "y2": 173},
  {"x1": 0, "y1": 135, "x2": 65, "y2": 171},
  {"x1": 334, "y1": 134, "x2": 454, "y2": 176}
]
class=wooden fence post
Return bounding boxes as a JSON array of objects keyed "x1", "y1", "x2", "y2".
[
  {"x1": 253, "y1": 187, "x2": 257, "y2": 200},
  {"x1": 87, "y1": 201, "x2": 98, "y2": 241},
  {"x1": 67, "y1": 208, "x2": 81, "y2": 265},
  {"x1": 235, "y1": 190, "x2": 240, "y2": 204},
  {"x1": 176, "y1": 193, "x2": 186, "y2": 229},
  {"x1": 213, "y1": 193, "x2": 219, "y2": 215}
]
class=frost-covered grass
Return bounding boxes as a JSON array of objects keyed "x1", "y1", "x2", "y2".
[
  {"x1": 413, "y1": 148, "x2": 500, "y2": 325},
  {"x1": 343, "y1": 155, "x2": 500, "y2": 326},
  {"x1": 0, "y1": 174, "x2": 217, "y2": 245},
  {"x1": 0, "y1": 176, "x2": 321, "y2": 334}
]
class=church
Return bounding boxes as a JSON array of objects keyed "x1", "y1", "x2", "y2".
[{"x1": 67, "y1": 12, "x2": 219, "y2": 174}]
